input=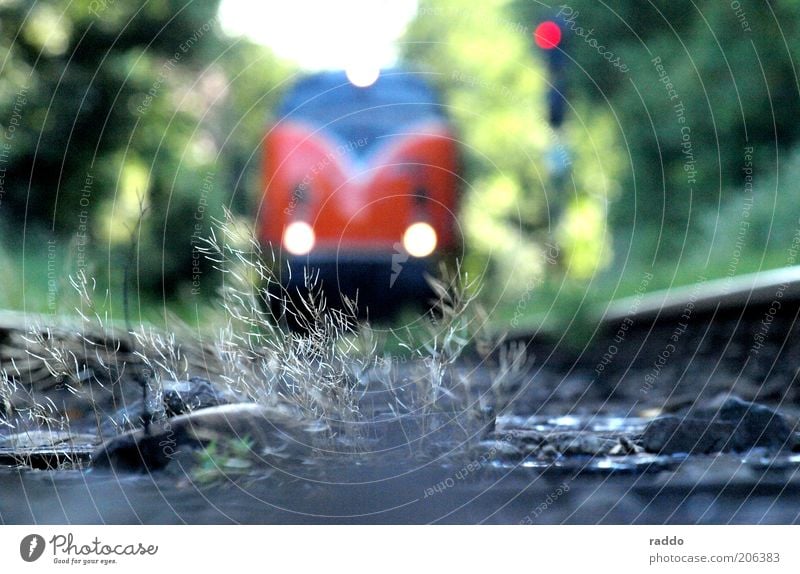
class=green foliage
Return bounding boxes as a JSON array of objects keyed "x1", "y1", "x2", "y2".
[
  {"x1": 403, "y1": 0, "x2": 622, "y2": 303},
  {"x1": 404, "y1": 0, "x2": 800, "y2": 330},
  {"x1": 513, "y1": 0, "x2": 800, "y2": 275},
  {"x1": 192, "y1": 437, "x2": 255, "y2": 485},
  {"x1": 5, "y1": 0, "x2": 797, "y2": 331},
  {"x1": 0, "y1": 0, "x2": 293, "y2": 310}
]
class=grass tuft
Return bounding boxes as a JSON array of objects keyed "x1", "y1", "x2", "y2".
[{"x1": 1, "y1": 211, "x2": 529, "y2": 469}]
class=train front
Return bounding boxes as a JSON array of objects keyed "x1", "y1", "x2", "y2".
[{"x1": 258, "y1": 70, "x2": 460, "y2": 319}]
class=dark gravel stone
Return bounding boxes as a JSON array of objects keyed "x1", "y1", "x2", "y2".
[
  {"x1": 163, "y1": 377, "x2": 230, "y2": 416},
  {"x1": 642, "y1": 417, "x2": 736, "y2": 454},
  {"x1": 101, "y1": 377, "x2": 232, "y2": 434},
  {"x1": 92, "y1": 403, "x2": 322, "y2": 472},
  {"x1": 91, "y1": 429, "x2": 177, "y2": 472},
  {"x1": 642, "y1": 397, "x2": 795, "y2": 454},
  {"x1": 712, "y1": 396, "x2": 794, "y2": 449}
]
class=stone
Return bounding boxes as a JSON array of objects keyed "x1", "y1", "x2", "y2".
[
  {"x1": 506, "y1": 429, "x2": 546, "y2": 446},
  {"x1": 0, "y1": 430, "x2": 98, "y2": 469},
  {"x1": 549, "y1": 432, "x2": 619, "y2": 456},
  {"x1": 101, "y1": 376, "x2": 234, "y2": 434},
  {"x1": 609, "y1": 436, "x2": 643, "y2": 456},
  {"x1": 641, "y1": 398, "x2": 795, "y2": 455},
  {"x1": 0, "y1": 430, "x2": 97, "y2": 449},
  {"x1": 475, "y1": 439, "x2": 523, "y2": 459},
  {"x1": 162, "y1": 376, "x2": 232, "y2": 416},
  {"x1": 641, "y1": 417, "x2": 735, "y2": 454},
  {"x1": 711, "y1": 396, "x2": 794, "y2": 450},
  {"x1": 91, "y1": 402, "x2": 325, "y2": 472}
]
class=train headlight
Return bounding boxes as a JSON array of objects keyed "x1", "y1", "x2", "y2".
[
  {"x1": 283, "y1": 221, "x2": 315, "y2": 256},
  {"x1": 346, "y1": 64, "x2": 380, "y2": 88},
  {"x1": 402, "y1": 222, "x2": 437, "y2": 258}
]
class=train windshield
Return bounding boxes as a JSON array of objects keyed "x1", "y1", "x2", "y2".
[{"x1": 275, "y1": 70, "x2": 446, "y2": 157}]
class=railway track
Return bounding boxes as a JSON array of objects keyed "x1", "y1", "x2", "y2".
[
  {"x1": 501, "y1": 266, "x2": 800, "y2": 420},
  {"x1": 589, "y1": 266, "x2": 800, "y2": 412},
  {"x1": 1, "y1": 269, "x2": 800, "y2": 524}
]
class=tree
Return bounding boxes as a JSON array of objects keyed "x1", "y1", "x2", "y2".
[
  {"x1": 404, "y1": 0, "x2": 617, "y2": 293},
  {"x1": 512, "y1": 0, "x2": 800, "y2": 276},
  {"x1": 0, "y1": 0, "x2": 293, "y2": 306}
]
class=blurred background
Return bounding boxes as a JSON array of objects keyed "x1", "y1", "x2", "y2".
[{"x1": 0, "y1": 0, "x2": 798, "y2": 337}]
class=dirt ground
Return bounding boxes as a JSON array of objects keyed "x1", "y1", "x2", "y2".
[{"x1": 2, "y1": 297, "x2": 800, "y2": 524}]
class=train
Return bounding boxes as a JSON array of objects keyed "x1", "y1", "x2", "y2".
[{"x1": 257, "y1": 69, "x2": 461, "y2": 319}]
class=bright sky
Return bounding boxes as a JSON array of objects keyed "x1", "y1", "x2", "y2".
[{"x1": 217, "y1": 0, "x2": 419, "y2": 71}]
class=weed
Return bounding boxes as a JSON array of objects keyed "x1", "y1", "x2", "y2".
[
  {"x1": 1, "y1": 210, "x2": 530, "y2": 472},
  {"x1": 191, "y1": 437, "x2": 256, "y2": 485}
]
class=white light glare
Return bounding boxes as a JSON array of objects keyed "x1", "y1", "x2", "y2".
[
  {"x1": 402, "y1": 222, "x2": 437, "y2": 258},
  {"x1": 346, "y1": 64, "x2": 381, "y2": 87},
  {"x1": 283, "y1": 221, "x2": 315, "y2": 255}
]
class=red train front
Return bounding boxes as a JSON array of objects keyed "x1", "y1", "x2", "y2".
[{"x1": 258, "y1": 69, "x2": 460, "y2": 318}]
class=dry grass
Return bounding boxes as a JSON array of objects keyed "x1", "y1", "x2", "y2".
[
  {"x1": 196, "y1": 217, "x2": 375, "y2": 434},
  {"x1": 0, "y1": 212, "x2": 530, "y2": 460}
]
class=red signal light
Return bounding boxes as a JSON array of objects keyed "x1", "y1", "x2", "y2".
[{"x1": 534, "y1": 21, "x2": 562, "y2": 50}]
